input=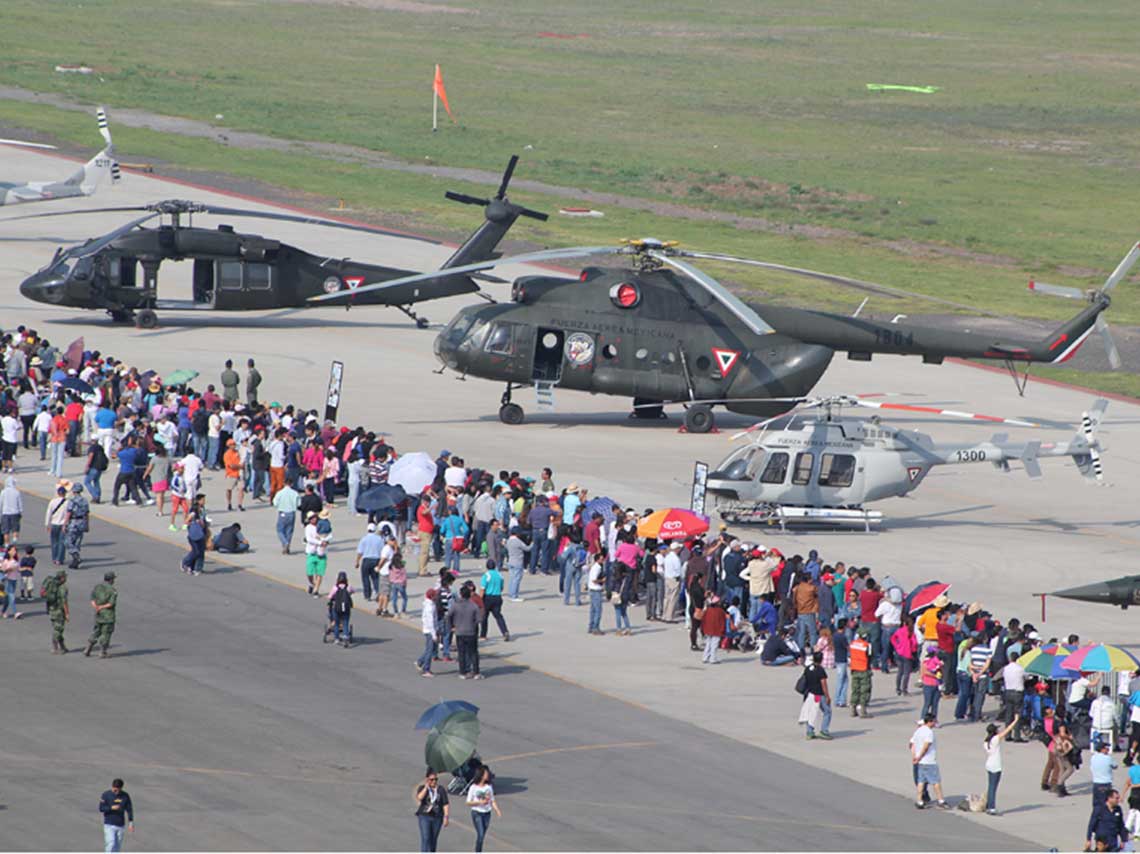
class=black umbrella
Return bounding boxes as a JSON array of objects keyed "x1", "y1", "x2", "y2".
[
  {"x1": 355, "y1": 483, "x2": 407, "y2": 514},
  {"x1": 59, "y1": 377, "x2": 94, "y2": 396}
]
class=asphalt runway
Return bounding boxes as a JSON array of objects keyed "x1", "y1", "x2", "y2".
[{"x1": 0, "y1": 493, "x2": 1025, "y2": 851}]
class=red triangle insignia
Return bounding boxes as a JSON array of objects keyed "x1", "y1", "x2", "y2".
[
  {"x1": 712, "y1": 348, "x2": 740, "y2": 374},
  {"x1": 907, "y1": 466, "x2": 922, "y2": 482},
  {"x1": 345, "y1": 276, "x2": 364, "y2": 289}
]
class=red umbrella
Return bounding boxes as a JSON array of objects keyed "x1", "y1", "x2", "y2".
[
  {"x1": 906, "y1": 581, "x2": 951, "y2": 614},
  {"x1": 637, "y1": 508, "x2": 709, "y2": 541}
]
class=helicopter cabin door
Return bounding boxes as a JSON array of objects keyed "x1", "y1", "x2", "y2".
[
  {"x1": 811, "y1": 450, "x2": 863, "y2": 505},
  {"x1": 213, "y1": 260, "x2": 278, "y2": 309},
  {"x1": 532, "y1": 328, "x2": 564, "y2": 384}
]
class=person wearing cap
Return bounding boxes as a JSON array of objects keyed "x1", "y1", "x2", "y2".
[
  {"x1": 849, "y1": 628, "x2": 874, "y2": 717},
  {"x1": 699, "y1": 594, "x2": 727, "y2": 664},
  {"x1": 84, "y1": 572, "x2": 118, "y2": 658},
  {"x1": 661, "y1": 540, "x2": 684, "y2": 622},
  {"x1": 355, "y1": 522, "x2": 384, "y2": 602},
  {"x1": 560, "y1": 483, "x2": 581, "y2": 526},
  {"x1": 64, "y1": 483, "x2": 90, "y2": 570},
  {"x1": 44, "y1": 568, "x2": 69, "y2": 653},
  {"x1": 968, "y1": 629, "x2": 994, "y2": 723}
]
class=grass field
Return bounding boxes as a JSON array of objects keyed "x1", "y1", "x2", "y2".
[{"x1": 3, "y1": 0, "x2": 1140, "y2": 393}]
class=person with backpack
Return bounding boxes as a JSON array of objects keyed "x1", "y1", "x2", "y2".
[
  {"x1": 43, "y1": 569, "x2": 69, "y2": 653},
  {"x1": 326, "y1": 571, "x2": 353, "y2": 648},
  {"x1": 84, "y1": 439, "x2": 108, "y2": 504}
]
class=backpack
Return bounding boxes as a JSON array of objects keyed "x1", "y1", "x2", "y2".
[
  {"x1": 41, "y1": 576, "x2": 60, "y2": 608},
  {"x1": 191, "y1": 409, "x2": 208, "y2": 435},
  {"x1": 332, "y1": 585, "x2": 352, "y2": 615},
  {"x1": 89, "y1": 443, "x2": 108, "y2": 471}
]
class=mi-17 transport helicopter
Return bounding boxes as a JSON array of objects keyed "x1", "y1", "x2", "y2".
[
  {"x1": 309, "y1": 238, "x2": 1137, "y2": 432},
  {"x1": 0, "y1": 107, "x2": 120, "y2": 206},
  {"x1": 8, "y1": 155, "x2": 545, "y2": 328},
  {"x1": 704, "y1": 395, "x2": 1108, "y2": 531}
]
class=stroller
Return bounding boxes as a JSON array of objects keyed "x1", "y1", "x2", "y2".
[{"x1": 447, "y1": 753, "x2": 493, "y2": 796}]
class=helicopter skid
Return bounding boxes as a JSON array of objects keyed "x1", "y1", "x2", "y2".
[{"x1": 718, "y1": 501, "x2": 883, "y2": 533}]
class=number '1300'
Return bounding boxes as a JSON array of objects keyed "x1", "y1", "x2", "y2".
[{"x1": 955, "y1": 449, "x2": 986, "y2": 462}]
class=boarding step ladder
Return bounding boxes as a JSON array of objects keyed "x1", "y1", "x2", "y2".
[{"x1": 535, "y1": 381, "x2": 556, "y2": 410}]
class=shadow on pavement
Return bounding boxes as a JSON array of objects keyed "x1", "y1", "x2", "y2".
[{"x1": 110, "y1": 647, "x2": 171, "y2": 659}]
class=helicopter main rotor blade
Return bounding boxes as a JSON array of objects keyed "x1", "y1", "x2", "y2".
[
  {"x1": 0, "y1": 139, "x2": 58, "y2": 151},
  {"x1": 675, "y1": 250, "x2": 1007, "y2": 318},
  {"x1": 648, "y1": 251, "x2": 775, "y2": 335},
  {"x1": 1101, "y1": 241, "x2": 1140, "y2": 294},
  {"x1": 1096, "y1": 314, "x2": 1123, "y2": 370},
  {"x1": 852, "y1": 399, "x2": 1039, "y2": 427},
  {"x1": 75, "y1": 212, "x2": 163, "y2": 257},
  {"x1": 496, "y1": 155, "x2": 519, "y2": 200},
  {"x1": 0, "y1": 205, "x2": 154, "y2": 223},
  {"x1": 306, "y1": 244, "x2": 625, "y2": 303},
  {"x1": 196, "y1": 205, "x2": 439, "y2": 243}
]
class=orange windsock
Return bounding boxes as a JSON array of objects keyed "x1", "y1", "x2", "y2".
[{"x1": 433, "y1": 64, "x2": 455, "y2": 121}]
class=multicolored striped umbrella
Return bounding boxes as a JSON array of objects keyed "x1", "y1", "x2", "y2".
[
  {"x1": 636, "y1": 508, "x2": 709, "y2": 541},
  {"x1": 1058, "y1": 644, "x2": 1140, "y2": 673},
  {"x1": 1021, "y1": 644, "x2": 1079, "y2": 680}
]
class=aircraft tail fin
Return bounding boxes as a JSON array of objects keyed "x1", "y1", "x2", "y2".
[
  {"x1": 441, "y1": 155, "x2": 548, "y2": 272},
  {"x1": 1070, "y1": 398, "x2": 1109, "y2": 483},
  {"x1": 64, "y1": 107, "x2": 118, "y2": 194}
]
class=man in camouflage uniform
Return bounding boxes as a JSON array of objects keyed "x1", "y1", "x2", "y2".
[
  {"x1": 84, "y1": 571, "x2": 117, "y2": 659},
  {"x1": 64, "y1": 483, "x2": 90, "y2": 570},
  {"x1": 44, "y1": 569, "x2": 69, "y2": 653}
]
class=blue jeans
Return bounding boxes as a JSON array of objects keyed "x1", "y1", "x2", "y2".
[
  {"x1": 955, "y1": 672, "x2": 974, "y2": 719},
  {"x1": 985, "y1": 770, "x2": 1001, "y2": 812},
  {"x1": 417, "y1": 813, "x2": 442, "y2": 852},
  {"x1": 207, "y1": 436, "x2": 219, "y2": 468},
  {"x1": 529, "y1": 531, "x2": 548, "y2": 573},
  {"x1": 50, "y1": 442, "x2": 65, "y2": 477},
  {"x1": 84, "y1": 468, "x2": 103, "y2": 502},
  {"x1": 922, "y1": 684, "x2": 941, "y2": 720},
  {"x1": 563, "y1": 565, "x2": 581, "y2": 605},
  {"x1": 391, "y1": 583, "x2": 407, "y2": 615},
  {"x1": 588, "y1": 590, "x2": 603, "y2": 631},
  {"x1": 444, "y1": 540, "x2": 461, "y2": 574},
  {"x1": 439, "y1": 625, "x2": 452, "y2": 659},
  {"x1": 835, "y1": 663, "x2": 849, "y2": 706},
  {"x1": 103, "y1": 824, "x2": 125, "y2": 853},
  {"x1": 417, "y1": 633, "x2": 436, "y2": 673},
  {"x1": 507, "y1": 565, "x2": 523, "y2": 599},
  {"x1": 614, "y1": 603, "x2": 630, "y2": 630},
  {"x1": 970, "y1": 676, "x2": 988, "y2": 721},
  {"x1": 880, "y1": 625, "x2": 899, "y2": 671},
  {"x1": 38, "y1": 431, "x2": 47, "y2": 461},
  {"x1": 472, "y1": 810, "x2": 492, "y2": 852},
  {"x1": 795, "y1": 614, "x2": 819, "y2": 650},
  {"x1": 473, "y1": 520, "x2": 489, "y2": 556},
  {"x1": 807, "y1": 696, "x2": 833, "y2": 736},
  {"x1": 192, "y1": 433, "x2": 207, "y2": 461},
  {"x1": 3, "y1": 578, "x2": 18, "y2": 615},
  {"x1": 748, "y1": 594, "x2": 763, "y2": 623},
  {"x1": 764, "y1": 655, "x2": 796, "y2": 666},
  {"x1": 276, "y1": 512, "x2": 295, "y2": 549},
  {"x1": 334, "y1": 612, "x2": 351, "y2": 642},
  {"x1": 50, "y1": 525, "x2": 66, "y2": 564}
]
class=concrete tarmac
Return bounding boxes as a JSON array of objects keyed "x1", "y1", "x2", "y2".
[
  {"x1": 0, "y1": 493, "x2": 1024, "y2": 851},
  {"x1": 3, "y1": 145, "x2": 1140, "y2": 850}
]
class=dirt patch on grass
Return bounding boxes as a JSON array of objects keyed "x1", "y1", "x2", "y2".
[
  {"x1": 269, "y1": 0, "x2": 474, "y2": 12},
  {"x1": 659, "y1": 172, "x2": 872, "y2": 214}
]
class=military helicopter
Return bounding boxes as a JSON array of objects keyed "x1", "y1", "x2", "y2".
[
  {"x1": 308, "y1": 238, "x2": 1136, "y2": 431},
  {"x1": 1, "y1": 107, "x2": 120, "y2": 206},
  {"x1": 6, "y1": 155, "x2": 545, "y2": 328},
  {"x1": 704, "y1": 395, "x2": 1108, "y2": 530}
]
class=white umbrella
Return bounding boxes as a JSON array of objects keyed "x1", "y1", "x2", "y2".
[{"x1": 388, "y1": 452, "x2": 437, "y2": 495}]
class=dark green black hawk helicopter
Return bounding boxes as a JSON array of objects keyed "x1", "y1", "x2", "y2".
[
  {"x1": 8, "y1": 156, "x2": 545, "y2": 328},
  {"x1": 308, "y1": 238, "x2": 1137, "y2": 432}
]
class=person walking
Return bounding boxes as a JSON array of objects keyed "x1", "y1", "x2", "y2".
[
  {"x1": 1, "y1": 545, "x2": 22, "y2": 619},
  {"x1": 64, "y1": 483, "x2": 90, "y2": 570},
  {"x1": 833, "y1": 618, "x2": 850, "y2": 707},
  {"x1": 416, "y1": 588, "x2": 438, "y2": 678},
  {"x1": 799, "y1": 650, "x2": 833, "y2": 740},
  {"x1": 1, "y1": 476, "x2": 23, "y2": 547},
  {"x1": 479, "y1": 559, "x2": 510, "y2": 642},
  {"x1": 912, "y1": 714, "x2": 951, "y2": 810},
  {"x1": 272, "y1": 480, "x2": 299, "y2": 555},
  {"x1": 44, "y1": 569, "x2": 69, "y2": 653},
  {"x1": 450, "y1": 585, "x2": 483, "y2": 680},
  {"x1": 850, "y1": 627, "x2": 874, "y2": 718},
  {"x1": 984, "y1": 715, "x2": 1020, "y2": 815},
  {"x1": 466, "y1": 766, "x2": 501, "y2": 853},
  {"x1": 84, "y1": 572, "x2": 118, "y2": 658},
  {"x1": 504, "y1": 528, "x2": 531, "y2": 602},
  {"x1": 99, "y1": 777, "x2": 135, "y2": 852},
  {"x1": 414, "y1": 769, "x2": 450, "y2": 852},
  {"x1": 1001, "y1": 651, "x2": 1027, "y2": 740}
]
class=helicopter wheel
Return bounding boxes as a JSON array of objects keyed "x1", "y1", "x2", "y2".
[
  {"x1": 683, "y1": 404, "x2": 715, "y2": 434},
  {"x1": 499, "y1": 403, "x2": 525, "y2": 426},
  {"x1": 135, "y1": 309, "x2": 159, "y2": 330},
  {"x1": 415, "y1": 317, "x2": 429, "y2": 330}
]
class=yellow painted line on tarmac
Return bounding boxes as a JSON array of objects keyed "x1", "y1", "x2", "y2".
[{"x1": 485, "y1": 740, "x2": 657, "y2": 764}]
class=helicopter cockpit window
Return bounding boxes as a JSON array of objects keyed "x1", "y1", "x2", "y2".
[
  {"x1": 218, "y1": 261, "x2": 243, "y2": 291},
  {"x1": 759, "y1": 452, "x2": 789, "y2": 485},
  {"x1": 792, "y1": 452, "x2": 814, "y2": 485},
  {"x1": 246, "y1": 263, "x2": 272, "y2": 290},
  {"x1": 712, "y1": 445, "x2": 759, "y2": 481},
  {"x1": 485, "y1": 323, "x2": 515, "y2": 356},
  {"x1": 818, "y1": 453, "x2": 856, "y2": 488}
]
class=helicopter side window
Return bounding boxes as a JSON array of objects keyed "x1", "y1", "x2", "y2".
[
  {"x1": 218, "y1": 261, "x2": 243, "y2": 291},
  {"x1": 245, "y1": 263, "x2": 272, "y2": 290},
  {"x1": 759, "y1": 452, "x2": 789, "y2": 485},
  {"x1": 485, "y1": 323, "x2": 514, "y2": 356},
  {"x1": 818, "y1": 453, "x2": 857, "y2": 488},
  {"x1": 791, "y1": 452, "x2": 814, "y2": 485}
]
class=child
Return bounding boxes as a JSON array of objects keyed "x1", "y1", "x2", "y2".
[
  {"x1": 326, "y1": 571, "x2": 353, "y2": 647},
  {"x1": 19, "y1": 545, "x2": 36, "y2": 601}
]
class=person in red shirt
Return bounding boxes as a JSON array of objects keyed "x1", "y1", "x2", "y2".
[
  {"x1": 63, "y1": 399, "x2": 83, "y2": 456},
  {"x1": 859, "y1": 578, "x2": 884, "y2": 666},
  {"x1": 583, "y1": 513, "x2": 603, "y2": 555},
  {"x1": 48, "y1": 407, "x2": 69, "y2": 478},
  {"x1": 936, "y1": 606, "x2": 960, "y2": 696},
  {"x1": 700, "y1": 595, "x2": 728, "y2": 664},
  {"x1": 416, "y1": 494, "x2": 435, "y2": 577}
]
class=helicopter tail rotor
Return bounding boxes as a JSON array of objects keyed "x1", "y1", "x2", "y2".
[
  {"x1": 444, "y1": 155, "x2": 548, "y2": 222},
  {"x1": 1028, "y1": 241, "x2": 1140, "y2": 371}
]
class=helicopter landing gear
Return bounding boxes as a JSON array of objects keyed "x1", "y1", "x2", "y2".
[
  {"x1": 630, "y1": 397, "x2": 666, "y2": 420},
  {"x1": 134, "y1": 309, "x2": 159, "y2": 330},
  {"x1": 396, "y1": 304, "x2": 430, "y2": 329},
  {"x1": 683, "y1": 404, "x2": 715, "y2": 434},
  {"x1": 108, "y1": 309, "x2": 134, "y2": 324},
  {"x1": 499, "y1": 384, "x2": 524, "y2": 425}
]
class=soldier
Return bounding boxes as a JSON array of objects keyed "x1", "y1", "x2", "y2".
[
  {"x1": 220, "y1": 359, "x2": 240, "y2": 404},
  {"x1": 84, "y1": 571, "x2": 117, "y2": 659},
  {"x1": 245, "y1": 358, "x2": 262, "y2": 407},
  {"x1": 850, "y1": 626, "x2": 874, "y2": 718},
  {"x1": 64, "y1": 483, "x2": 90, "y2": 569},
  {"x1": 44, "y1": 569, "x2": 69, "y2": 653}
]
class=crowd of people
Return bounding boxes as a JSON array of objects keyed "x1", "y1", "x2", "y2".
[{"x1": 5, "y1": 322, "x2": 1138, "y2": 851}]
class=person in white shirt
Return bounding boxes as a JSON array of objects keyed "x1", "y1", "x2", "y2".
[
  {"x1": 1090, "y1": 685, "x2": 1117, "y2": 747},
  {"x1": 32, "y1": 406, "x2": 52, "y2": 462},
  {"x1": 662, "y1": 542, "x2": 684, "y2": 623},
  {"x1": 375, "y1": 537, "x2": 396, "y2": 617},
  {"x1": 875, "y1": 595, "x2": 903, "y2": 673},
  {"x1": 415, "y1": 588, "x2": 438, "y2": 677},
  {"x1": 911, "y1": 714, "x2": 949, "y2": 810},
  {"x1": 1070, "y1": 672, "x2": 1101, "y2": 714},
  {"x1": 1000, "y1": 652, "x2": 1027, "y2": 740},
  {"x1": 587, "y1": 554, "x2": 606, "y2": 635},
  {"x1": 983, "y1": 715, "x2": 1020, "y2": 814},
  {"x1": 0, "y1": 413, "x2": 21, "y2": 473},
  {"x1": 466, "y1": 766, "x2": 502, "y2": 852},
  {"x1": 180, "y1": 451, "x2": 203, "y2": 500}
]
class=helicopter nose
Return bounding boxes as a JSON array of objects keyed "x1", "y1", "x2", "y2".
[
  {"x1": 432, "y1": 330, "x2": 459, "y2": 370},
  {"x1": 19, "y1": 272, "x2": 62, "y2": 305}
]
